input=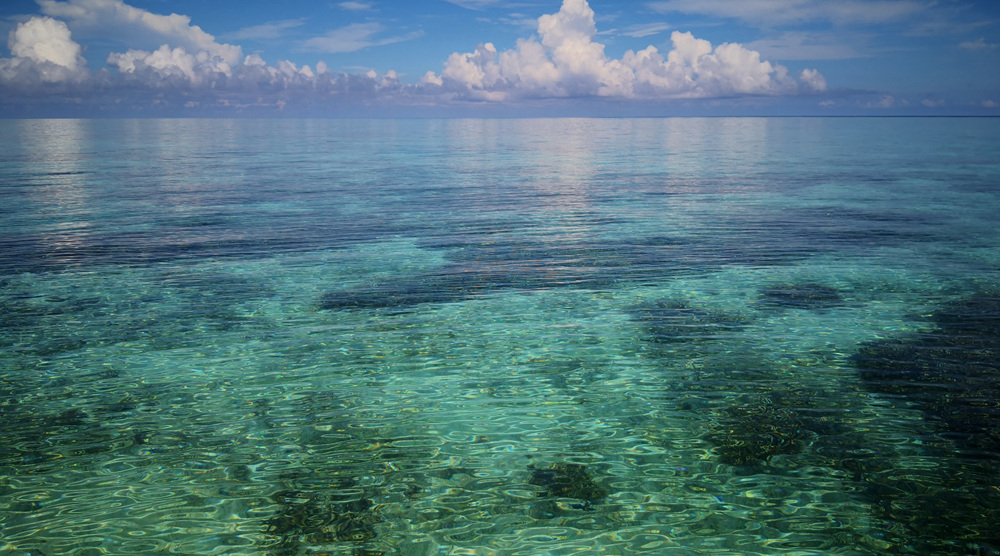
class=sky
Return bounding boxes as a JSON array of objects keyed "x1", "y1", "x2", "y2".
[{"x1": 1, "y1": 0, "x2": 998, "y2": 117}]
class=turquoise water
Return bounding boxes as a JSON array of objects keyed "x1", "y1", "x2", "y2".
[{"x1": 1, "y1": 118, "x2": 999, "y2": 555}]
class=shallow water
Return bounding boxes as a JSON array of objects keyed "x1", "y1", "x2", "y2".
[{"x1": 1, "y1": 117, "x2": 999, "y2": 555}]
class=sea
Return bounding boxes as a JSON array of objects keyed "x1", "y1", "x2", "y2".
[{"x1": 1, "y1": 117, "x2": 998, "y2": 555}]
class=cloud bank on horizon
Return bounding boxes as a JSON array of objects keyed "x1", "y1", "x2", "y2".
[
  {"x1": 0, "y1": 0, "x2": 995, "y2": 115},
  {"x1": 423, "y1": 0, "x2": 825, "y2": 100}
]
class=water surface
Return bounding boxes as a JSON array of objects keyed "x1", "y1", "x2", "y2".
[{"x1": 1, "y1": 118, "x2": 999, "y2": 555}]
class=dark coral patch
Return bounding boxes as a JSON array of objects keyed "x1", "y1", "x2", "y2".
[
  {"x1": 850, "y1": 292, "x2": 1000, "y2": 553},
  {"x1": 319, "y1": 269, "x2": 527, "y2": 311},
  {"x1": 852, "y1": 293, "x2": 1000, "y2": 456},
  {"x1": 628, "y1": 299, "x2": 749, "y2": 344}
]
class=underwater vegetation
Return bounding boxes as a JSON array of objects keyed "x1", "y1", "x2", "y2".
[
  {"x1": 0, "y1": 380, "x2": 154, "y2": 469},
  {"x1": 744, "y1": 205, "x2": 946, "y2": 257},
  {"x1": 264, "y1": 486, "x2": 381, "y2": 555},
  {"x1": 706, "y1": 398, "x2": 809, "y2": 466},
  {"x1": 757, "y1": 282, "x2": 845, "y2": 310},
  {"x1": 528, "y1": 462, "x2": 609, "y2": 501},
  {"x1": 527, "y1": 462, "x2": 609, "y2": 517},
  {"x1": 627, "y1": 298, "x2": 816, "y2": 465}
]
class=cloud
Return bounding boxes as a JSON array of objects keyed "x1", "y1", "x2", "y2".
[
  {"x1": 908, "y1": 18, "x2": 994, "y2": 38},
  {"x1": 959, "y1": 38, "x2": 999, "y2": 50},
  {"x1": 2, "y1": 0, "x2": 832, "y2": 114},
  {"x1": 107, "y1": 45, "x2": 234, "y2": 87},
  {"x1": 339, "y1": 1, "x2": 373, "y2": 10},
  {"x1": 302, "y1": 22, "x2": 423, "y2": 54},
  {"x1": 620, "y1": 23, "x2": 672, "y2": 38},
  {"x1": 0, "y1": 0, "x2": 408, "y2": 111},
  {"x1": 424, "y1": 0, "x2": 825, "y2": 101},
  {"x1": 99, "y1": 44, "x2": 406, "y2": 113},
  {"x1": 647, "y1": 0, "x2": 928, "y2": 26},
  {"x1": 983, "y1": 100, "x2": 998, "y2": 108},
  {"x1": 798, "y1": 68, "x2": 826, "y2": 91},
  {"x1": 0, "y1": 16, "x2": 89, "y2": 88},
  {"x1": 746, "y1": 32, "x2": 867, "y2": 60},
  {"x1": 7, "y1": 16, "x2": 85, "y2": 71},
  {"x1": 37, "y1": 0, "x2": 241, "y2": 63},
  {"x1": 104, "y1": 44, "x2": 402, "y2": 94},
  {"x1": 221, "y1": 19, "x2": 305, "y2": 41},
  {"x1": 868, "y1": 94, "x2": 898, "y2": 108},
  {"x1": 444, "y1": 0, "x2": 506, "y2": 9}
]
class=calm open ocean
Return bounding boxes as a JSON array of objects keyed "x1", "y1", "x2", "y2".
[{"x1": 1, "y1": 118, "x2": 999, "y2": 555}]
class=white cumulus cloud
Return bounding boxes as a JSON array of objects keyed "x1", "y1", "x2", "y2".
[
  {"x1": 100, "y1": 42, "x2": 405, "y2": 111},
  {"x1": 38, "y1": 0, "x2": 242, "y2": 64},
  {"x1": 108, "y1": 45, "x2": 233, "y2": 87},
  {"x1": 0, "y1": 16, "x2": 89, "y2": 87},
  {"x1": 9, "y1": 16, "x2": 84, "y2": 70},
  {"x1": 424, "y1": 0, "x2": 825, "y2": 101},
  {"x1": 799, "y1": 68, "x2": 826, "y2": 91},
  {"x1": 2, "y1": 0, "x2": 834, "y2": 113}
]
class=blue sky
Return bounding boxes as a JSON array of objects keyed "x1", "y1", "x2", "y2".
[{"x1": 1, "y1": 0, "x2": 998, "y2": 117}]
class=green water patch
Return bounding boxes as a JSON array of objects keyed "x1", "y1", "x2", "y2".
[
  {"x1": 319, "y1": 230, "x2": 824, "y2": 313},
  {"x1": 850, "y1": 291, "x2": 1000, "y2": 553},
  {"x1": 0, "y1": 264, "x2": 277, "y2": 359}
]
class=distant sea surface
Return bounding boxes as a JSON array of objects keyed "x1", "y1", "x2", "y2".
[{"x1": 2, "y1": 118, "x2": 999, "y2": 555}]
